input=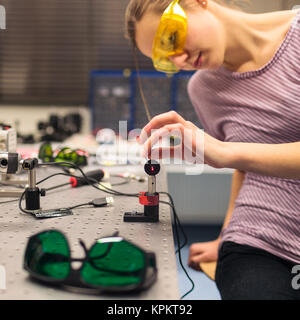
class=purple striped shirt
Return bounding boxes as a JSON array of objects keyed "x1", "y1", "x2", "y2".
[{"x1": 188, "y1": 10, "x2": 300, "y2": 263}]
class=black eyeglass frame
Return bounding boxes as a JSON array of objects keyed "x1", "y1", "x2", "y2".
[{"x1": 23, "y1": 229, "x2": 157, "y2": 294}]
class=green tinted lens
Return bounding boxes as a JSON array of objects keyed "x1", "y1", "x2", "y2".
[
  {"x1": 54, "y1": 148, "x2": 70, "y2": 162},
  {"x1": 25, "y1": 230, "x2": 70, "y2": 279},
  {"x1": 81, "y1": 239, "x2": 145, "y2": 287},
  {"x1": 54, "y1": 147, "x2": 87, "y2": 166},
  {"x1": 38, "y1": 142, "x2": 54, "y2": 162},
  {"x1": 76, "y1": 156, "x2": 87, "y2": 166}
]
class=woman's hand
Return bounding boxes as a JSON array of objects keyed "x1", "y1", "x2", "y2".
[
  {"x1": 138, "y1": 111, "x2": 232, "y2": 168},
  {"x1": 188, "y1": 239, "x2": 220, "y2": 271}
]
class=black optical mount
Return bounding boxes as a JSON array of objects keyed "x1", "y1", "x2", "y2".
[
  {"x1": 124, "y1": 160, "x2": 160, "y2": 223},
  {"x1": 22, "y1": 158, "x2": 46, "y2": 211}
]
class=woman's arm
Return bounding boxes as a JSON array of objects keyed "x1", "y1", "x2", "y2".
[
  {"x1": 139, "y1": 111, "x2": 300, "y2": 180},
  {"x1": 226, "y1": 141, "x2": 300, "y2": 180}
]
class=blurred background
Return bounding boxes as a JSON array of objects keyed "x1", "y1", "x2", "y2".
[
  {"x1": 0, "y1": 0, "x2": 299, "y2": 299},
  {"x1": 0, "y1": 0, "x2": 298, "y2": 223},
  {"x1": 0, "y1": 0, "x2": 299, "y2": 133}
]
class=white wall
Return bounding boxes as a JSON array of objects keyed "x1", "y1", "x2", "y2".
[
  {"x1": 167, "y1": 166, "x2": 234, "y2": 224},
  {"x1": 239, "y1": 0, "x2": 299, "y2": 12},
  {"x1": 244, "y1": 0, "x2": 284, "y2": 12},
  {"x1": 0, "y1": 105, "x2": 91, "y2": 135}
]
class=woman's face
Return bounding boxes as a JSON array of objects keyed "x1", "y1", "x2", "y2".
[{"x1": 135, "y1": 3, "x2": 226, "y2": 71}]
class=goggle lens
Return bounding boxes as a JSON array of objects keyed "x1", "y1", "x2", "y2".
[
  {"x1": 24, "y1": 230, "x2": 153, "y2": 292},
  {"x1": 38, "y1": 142, "x2": 88, "y2": 166},
  {"x1": 81, "y1": 240, "x2": 145, "y2": 287},
  {"x1": 152, "y1": 0, "x2": 187, "y2": 73},
  {"x1": 25, "y1": 230, "x2": 70, "y2": 279}
]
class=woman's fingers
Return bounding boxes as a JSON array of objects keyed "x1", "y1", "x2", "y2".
[
  {"x1": 142, "y1": 123, "x2": 185, "y2": 158},
  {"x1": 141, "y1": 123, "x2": 204, "y2": 164},
  {"x1": 188, "y1": 241, "x2": 219, "y2": 270},
  {"x1": 138, "y1": 111, "x2": 205, "y2": 164},
  {"x1": 143, "y1": 146, "x2": 183, "y2": 160},
  {"x1": 139, "y1": 111, "x2": 186, "y2": 144},
  {"x1": 188, "y1": 244, "x2": 204, "y2": 264},
  {"x1": 188, "y1": 251, "x2": 207, "y2": 271},
  {"x1": 137, "y1": 112, "x2": 226, "y2": 168}
]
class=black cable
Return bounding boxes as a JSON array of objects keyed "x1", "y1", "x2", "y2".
[
  {"x1": 41, "y1": 173, "x2": 131, "y2": 192},
  {"x1": 160, "y1": 197, "x2": 195, "y2": 299},
  {"x1": 110, "y1": 175, "x2": 131, "y2": 186},
  {"x1": 37, "y1": 172, "x2": 86, "y2": 186},
  {"x1": 37, "y1": 170, "x2": 118, "y2": 196},
  {"x1": 160, "y1": 198, "x2": 195, "y2": 299},
  {"x1": 45, "y1": 182, "x2": 70, "y2": 192},
  {"x1": 65, "y1": 202, "x2": 91, "y2": 210},
  {"x1": 19, "y1": 190, "x2": 113, "y2": 214},
  {"x1": 159, "y1": 200, "x2": 187, "y2": 252},
  {"x1": 96, "y1": 180, "x2": 139, "y2": 197},
  {"x1": 159, "y1": 192, "x2": 188, "y2": 252},
  {"x1": 18, "y1": 191, "x2": 29, "y2": 214},
  {"x1": 38, "y1": 162, "x2": 139, "y2": 197},
  {"x1": 38, "y1": 163, "x2": 110, "y2": 191}
]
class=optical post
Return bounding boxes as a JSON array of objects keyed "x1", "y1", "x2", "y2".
[
  {"x1": 0, "y1": 153, "x2": 47, "y2": 209},
  {"x1": 22, "y1": 158, "x2": 46, "y2": 211}
]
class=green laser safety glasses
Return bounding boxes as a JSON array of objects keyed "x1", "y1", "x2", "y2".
[
  {"x1": 23, "y1": 230, "x2": 157, "y2": 294},
  {"x1": 38, "y1": 142, "x2": 88, "y2": 167}
]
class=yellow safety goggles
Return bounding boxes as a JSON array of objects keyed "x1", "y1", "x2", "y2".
[{"x1": 152, "y1": 0, "x2": 187, "y2": 74}]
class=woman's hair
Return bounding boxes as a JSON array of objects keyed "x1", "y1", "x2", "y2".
[
  {"x1": 125, "y1": 0, "x2": 246, "y2": 47},
  {"x1": 125, "y1": 0, "x2": 168, "y2": 47}
]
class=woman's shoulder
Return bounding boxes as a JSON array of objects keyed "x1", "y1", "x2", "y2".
[
  {"x1": 187, "y1": 71, "x2": 208, "y2": 102},
  {"x1": 188, "y1": 70, "x2": 214, "y2": 93},
  {"x1": 187, "y1": 69, "x2": 228, "y2": 101}
]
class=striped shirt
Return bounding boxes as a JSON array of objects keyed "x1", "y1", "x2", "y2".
[{"x1": 187, "y1": 10, "x2": 300, "y2": 263}]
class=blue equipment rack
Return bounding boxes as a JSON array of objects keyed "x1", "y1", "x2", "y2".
[{"x1": 89, "y1": 70, "x2": 201, "y2": 133}]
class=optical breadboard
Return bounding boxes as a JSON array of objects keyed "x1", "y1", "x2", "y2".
[{"x1": 0, "y1": 165, "x2": 180, "y2": 299}]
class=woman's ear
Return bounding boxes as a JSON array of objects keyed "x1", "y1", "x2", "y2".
[
  {"x1": 197, "y1": 0, "x2": 208, "y2": 9},
  {"x1": 201, "y1": 0, "x2": 208, "y2": 8}
]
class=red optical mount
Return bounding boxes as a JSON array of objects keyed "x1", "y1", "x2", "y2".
[{"x1": 123, "y1": 160, "x2": 160, "y2": 223}]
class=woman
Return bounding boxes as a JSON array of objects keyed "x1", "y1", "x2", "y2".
[{"x1": 125, "y1": 0, "x2": 300, "y2": 299}]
